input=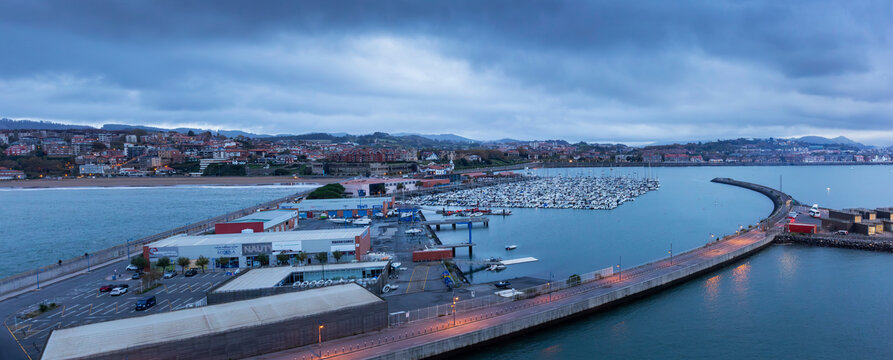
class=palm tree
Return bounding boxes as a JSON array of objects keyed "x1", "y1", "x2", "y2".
[
  {"x1": 155, "y1": 257, "x2": 171, "y2": 271},
  {"x1": 314, "y1": 253, "x2": 328, "y2": 279},
  {"x1": 295, "y1": 252, "x2": 307, "y2": 266},
  {"x1": 196, "y1": 256, "x2": 210, "y2": 272},
  {"x1": 276, "y1": 253, "x2": 291, "y2": 266},
  {"x1": 332, "y1": 250, "x2": 343, "y2": 263},
  {"x1": 177, "y1": 257, "x2": 191, "y2": 274}
]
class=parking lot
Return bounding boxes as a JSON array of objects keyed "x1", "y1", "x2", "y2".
[{"x1": 5, "y1": 264, "x2": 232, "y2": 359}]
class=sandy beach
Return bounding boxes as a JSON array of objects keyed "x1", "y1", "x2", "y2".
[{"x1": 0, "y1": 176, "x2": 343, "y2": 189}]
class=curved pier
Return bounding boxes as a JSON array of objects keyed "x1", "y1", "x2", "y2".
[{"x1": 251, "y1": 179, "x2": 793, "y2": 360}]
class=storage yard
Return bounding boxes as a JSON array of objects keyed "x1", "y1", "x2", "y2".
[{"x1": 404, "y1": 175, "x2": 660, "y2": 209}]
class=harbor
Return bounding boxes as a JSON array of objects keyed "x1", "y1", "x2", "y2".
[
  {"x1": 404, "y1": 175, "x2": 660, "y2": 210},
  {"x1": 247, "y1": 177, "x2": 792, "y2": 360}
]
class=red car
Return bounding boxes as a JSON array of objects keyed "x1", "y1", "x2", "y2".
[{"x1": 99, "y1": 284, "x2": 114, "y2": 292}]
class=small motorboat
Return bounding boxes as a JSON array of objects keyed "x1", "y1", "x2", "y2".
[
  {"x1": 505, "y1": 245, "x2": 517, "y2": 250},
  {"x1": 494, "y1": 281, "x2": 511, "y2": 289}
]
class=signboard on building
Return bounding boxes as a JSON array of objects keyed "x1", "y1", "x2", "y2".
[
  {"x1": 214, "y1": 244, "x2": 241, "y2": 257},
  {"x1": 372, "y1": 205, "x2": 382, "y2": 209},
  {"x1": 242, "y1": 242, "x2": 273, "y2": 256},
  {"x1": 147, "y1": 247, "x2": 178, "y2": 258},
  {"x1": 357, "y1": 204, "x2": 368, "y2": 209},
  {"x1": 272, "y1": 240, "x2": 303, "y2": 253}
]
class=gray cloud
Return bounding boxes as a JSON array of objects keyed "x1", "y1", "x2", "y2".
[{"x1": 0, "y1": 1, "x2": 892, "y2": 144}]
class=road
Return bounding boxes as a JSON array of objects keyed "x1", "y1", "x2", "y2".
[
  {"x1": 249, "y1": 230, "x2": 771, "y2": 360},
  {"x1": 0, "y1": 259, "x2": 232, "y2": 360}
]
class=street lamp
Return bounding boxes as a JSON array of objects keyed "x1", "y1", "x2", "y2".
[
  {"x1": 452, "y1": 292, "x2": 459, "y2": 326},
  {"x1": 668, "y1": 243, "x2": 673, "y2": 265},
  {"x1": 318, "y1": 324, "x2": 324, "y2": 347},
  {"x1": 617, "y1": 256, "x2": 622, "y2": 281}
]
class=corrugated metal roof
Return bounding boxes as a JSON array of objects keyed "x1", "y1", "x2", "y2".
[
  {"x1": 42, "y1": 284, "x2": 381, "y2": 360},
  {"x1": 214, "y1": 261, "x2": 389, "y2": 292},
  {"x1": 227, "y1": 209, "x2": 297, "y2": 229},
  {"x1": 146, "y1": 227, "x2": 368, "y2": 247},
  {"x1": 281, "y1": 197, "x2": 393, "y2": 211}
]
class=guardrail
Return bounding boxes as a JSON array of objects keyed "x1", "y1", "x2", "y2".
[
  {"x1": 0, "y1": 188, "x2": 317, "y2": 298},
  {"x1": 388, "y1": 266, "x2": 614, "y2": 326}
]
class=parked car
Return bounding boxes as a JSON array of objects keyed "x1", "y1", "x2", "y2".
[
  {"x1": 135, "y1": 296, "x2": 156, "y2": 311},
  {"x1": 99, "y1": 284, "x2": 115, "y2": 293},
  {"x1": 131, "y1": 272, "x2": 142, "y2": 280},
  {"x1": 163, "y1": 270, "x2": 177, "y2": 279},
  {"x1": 125, "y1": 264, "x2": 139, "y2": 271},
  {"x1": 837, "y1": 230, "x2": 849, "y2": 235},
  {"x1": 184, "y1": 268, "x2": 198, "y2": 277},
  {"x1": 788, "y1": 211, "x2": 798, "y2": 218},
  {"x1": 110, "y1": 287, "x2": 128, "y2": 296}
]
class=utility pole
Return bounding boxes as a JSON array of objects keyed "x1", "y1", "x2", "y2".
[
  {"x1": 617, "y1": 256, "x2": 622, "y2": 281},
  {"x1": 669, "y1": 243, "x2": 673, "y2": 265}
]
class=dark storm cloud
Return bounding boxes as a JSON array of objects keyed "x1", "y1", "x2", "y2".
[{"x1": 0, "y1": 0, "x2": 891, "y2": 143}]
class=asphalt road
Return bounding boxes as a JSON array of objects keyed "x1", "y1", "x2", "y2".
[
  {"x1": 1, "y1": 259, "x2": 231, "y2": 360},
  {"x1": 247, "y1": 230, "x2": 771, "y2": 360}
]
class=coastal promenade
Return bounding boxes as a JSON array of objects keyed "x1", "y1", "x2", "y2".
[
  {"x1": 0, "y1": 186, "x2": 318, "y2": 301},
  {"x1": 250, "y1": 178, "x2": 793, "y2": 360}
]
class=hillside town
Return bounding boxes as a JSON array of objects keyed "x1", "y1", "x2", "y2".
[{"x1": 1, "y1": 126, "x2": 892, "y2": 181}]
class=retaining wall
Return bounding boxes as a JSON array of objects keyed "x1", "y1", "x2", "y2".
[
  {"x1": 371, "y1": 233, "x2": 775, "y2": 360},
  {"x1": 0, "y1": 189, "x2": 313, "y2": 298},
  {"x1": 80, "y1": 301, "x2": 388, "y2": 360}
]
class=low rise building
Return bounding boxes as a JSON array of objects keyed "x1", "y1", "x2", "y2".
[
  {"x1": 144, "y1": 227, "x2": 371, "y2": 269},
  {"x1": 281, "y1": 197, "x2": 395, "y2": 219},
  {"x1": 41, "y1": 285, "x2": 386, "y2": 360},
  {"x1": 0, "y1": 168, "x2": 26, "y2": 180},
  {"x1": 341, "y1": 178, "x2": 418, "y2": 197},
  {"x1": 215, "y1": 209, "x2": 298, "y2": 234}
]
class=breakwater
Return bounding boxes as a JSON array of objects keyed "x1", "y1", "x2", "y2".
[
  {"x1": 252, "y1": 178, "x2": 792, "y2": 360},
  {"x1": 775, "y1": 234, "x2": 893, "y2": 252}
]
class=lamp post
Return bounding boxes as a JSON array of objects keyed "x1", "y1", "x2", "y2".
[
  {"x1": 617, "y1": 256, "x2": 622, "y2": 281},
  {"x1": 669, "y1": 243, "x2": 673, "y2": 265},
  {"x1": 85, "y1": 253, "x2": 91, "y2": 272},
  {"x1": 318, "y1": 323, "x2": 324, "y2": 353},
  {"x1": 452, "y1": 292, "x2": 459, "y2": 326},
  {"x1": 549, "y1": 272, "x2": 553, "y2": 302}
]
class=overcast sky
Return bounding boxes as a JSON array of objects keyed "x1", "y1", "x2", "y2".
[{"x1": 1, "y1": 1, "x2": 891, "y2": 144}]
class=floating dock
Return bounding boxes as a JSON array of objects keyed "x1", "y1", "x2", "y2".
[{"x1": 500, "y1": 257, "x2": 538, "y2": 265}]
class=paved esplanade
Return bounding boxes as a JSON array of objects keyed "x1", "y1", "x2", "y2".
[{"x1": 250, "y1": 179, "x2": 792, "y2": 360}]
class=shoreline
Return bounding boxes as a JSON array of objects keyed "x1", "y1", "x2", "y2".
[{"x1": 0, "y1": 176, "x2": 343, "y2": 189}]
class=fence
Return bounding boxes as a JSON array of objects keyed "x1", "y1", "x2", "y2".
[
  {"x1": 0, "y1": 188, "x2": 316, "y2": 298},
  {"x1": 388, "y1": 266, "x2": 614, "y2": 327}
]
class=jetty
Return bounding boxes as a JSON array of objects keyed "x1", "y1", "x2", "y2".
[
  {"x1": 419, "y1": 217, "x2": 489, "y2": 230},
  {"x1": 248, "y1": 178, "x2": 794, "y2": 360}
]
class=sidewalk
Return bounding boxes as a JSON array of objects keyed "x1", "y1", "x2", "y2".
[{"x1": 0, "y1": 257, "x2": 125, "y2": 303}]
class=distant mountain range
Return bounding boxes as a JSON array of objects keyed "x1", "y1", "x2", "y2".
[
  {"x1": 791, "y1": 136, "x2": 868, "y2": 148},
  {"x1": 0, "y1": 118, "x2": 92, "y2": 131},
  {"x1": 0, "y1": 118, "x2": 873, "y2": 148}
]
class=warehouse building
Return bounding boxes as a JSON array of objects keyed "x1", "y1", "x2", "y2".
[
  {"x1": 41, "y1": 284, "x2": 387, "y2": 360},
  {"x1": 144, "y1": 227, "x2": 371, "y2": 269},
  {"x1": 281, "y1": 196, "x2": 395, "y2": 219},
  {"x1": 208, "y1": 261, "x2": 391, "y2": 303},
  {"x1": 214, "y1": 209, "x2": 298, "y2": 234}
]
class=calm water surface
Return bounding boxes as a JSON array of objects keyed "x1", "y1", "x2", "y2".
[
  {"x1": 0, "y1": 185, "x2": 313, "y2": 277},
  {"x1": 441, "y1": 165, "x2": 893, "y2": 359}
]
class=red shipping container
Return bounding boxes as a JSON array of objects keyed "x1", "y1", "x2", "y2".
[
  {"x1": 786, "y1": 223, "x2": 817, "y2": 234},
  {"x1": 412, "y1": 249, "x2": 453, "y2": 262}
]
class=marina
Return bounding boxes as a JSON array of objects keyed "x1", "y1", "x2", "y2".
[{"x1": 405, "y1": 175, "x2": 660, "y2": 210}]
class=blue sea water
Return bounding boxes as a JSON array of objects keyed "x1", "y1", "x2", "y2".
[
  {"x1": 3, "y1": 166, "x2": 893, "y2": 358},
  {"x1": 435, "y1": 165, "x2": 893, "y2": 359},
  {"x1": 0, "y1": 185, "x2": 313, "y2": 277}
]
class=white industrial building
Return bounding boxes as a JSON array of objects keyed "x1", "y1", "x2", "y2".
[{"x1": 143, "y1": 227, "x2": 371, "y2": 269}]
